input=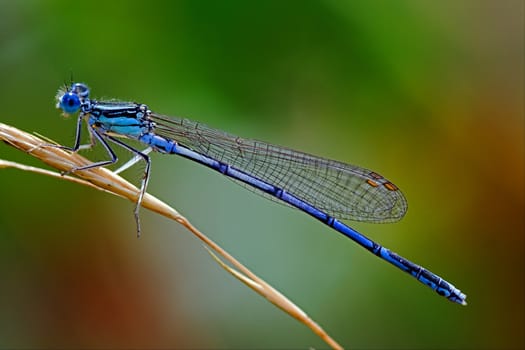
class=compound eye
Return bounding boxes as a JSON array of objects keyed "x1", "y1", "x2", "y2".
[
  {"x1": 72, "y1": 83, "x2": 89, "y2": 98},
  {"x1": 59, "y1": 92, "x2": 81, "y2": 114}
]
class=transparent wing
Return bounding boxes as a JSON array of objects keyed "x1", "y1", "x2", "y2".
[{"x1": 152, "y1": 114, "x2": 407, "y2": 223}]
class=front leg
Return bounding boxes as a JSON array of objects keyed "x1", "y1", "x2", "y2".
[
  {"x1": 52, "y1": 112, "x2": 96, "y2": 152},
  {"x1": 77, "y1": 127, "x2": 97, "y2": 151}
]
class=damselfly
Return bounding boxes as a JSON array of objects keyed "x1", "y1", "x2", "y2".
[{"x1": 55, "y1": 82, "x2": 466, "y2": 305}]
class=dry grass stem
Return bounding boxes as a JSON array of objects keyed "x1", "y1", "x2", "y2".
[{"x1": 0, "y1": 122, "x2": 344, "y2": 350}]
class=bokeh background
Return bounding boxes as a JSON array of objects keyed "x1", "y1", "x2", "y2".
[{"x1": 0, "y1": 0, "x2": 523, "y2": 348}]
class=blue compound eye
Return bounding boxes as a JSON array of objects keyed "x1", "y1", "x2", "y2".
[{"x1": 59, "y1": 92, "x2": 81, "y2": 114}]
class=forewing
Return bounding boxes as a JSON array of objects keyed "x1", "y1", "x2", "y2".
[{"x1": 152, "y1": 114, "x2": 407, "y2": 222}]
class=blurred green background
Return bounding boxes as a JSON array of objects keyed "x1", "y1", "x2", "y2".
[{"x1": 0, "y1": 0, "x2": 523, "y2": 348}]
